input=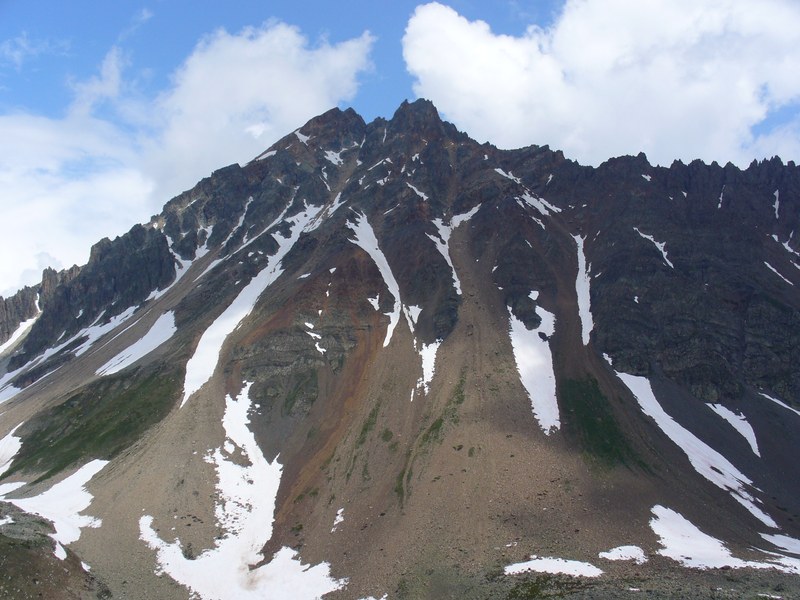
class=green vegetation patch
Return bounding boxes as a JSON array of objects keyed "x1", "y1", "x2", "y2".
[
  {"x1": 3, "y1": 364, "x2": 180, "y2": 483},
  {"x1": 356, "y1": 402, "x2": 380, "y2": 448},
  {"x1": 559, "y1": 376, "x2": 637, "y2": 468}
]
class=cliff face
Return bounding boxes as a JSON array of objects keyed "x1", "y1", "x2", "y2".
[{"x1": 1, "y1": 100, "x2": 799, "y2": 599}]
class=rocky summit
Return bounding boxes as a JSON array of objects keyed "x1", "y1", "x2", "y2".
[{"x1": 1, "y1": 99, "x2": 799, "y2": 599}]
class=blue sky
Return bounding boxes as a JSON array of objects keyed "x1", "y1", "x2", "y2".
[{"x1": 1, "y1": 0, "x2": 799, "y2": 295}]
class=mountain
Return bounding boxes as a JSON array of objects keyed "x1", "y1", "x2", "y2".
[{"x1": 1, "y1": 99, "x2": 799, "y2": 599}]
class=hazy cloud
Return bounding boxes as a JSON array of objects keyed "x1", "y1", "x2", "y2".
[
  {"x1": 403, "y1": 1, "x2": 800, "y2": 166},
  {"x1": 0, "y1": 32, "x2": 69, "y2": 71}
]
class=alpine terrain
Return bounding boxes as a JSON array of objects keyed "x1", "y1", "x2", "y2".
[{"x1": 1, "y1": 99, "x2": 799, "y2": 599}]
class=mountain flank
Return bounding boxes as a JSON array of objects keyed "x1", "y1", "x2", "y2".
[{"x1": 1, "y1": 99, "x2": 799, "y2": 599}]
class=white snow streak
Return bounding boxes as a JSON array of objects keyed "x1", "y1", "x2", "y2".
[
  {"x1": 406, "y1": 182, "x2": 428, "y2": 201},
  {"x1": 141, "y1": 383, "x2": 345, "y2": 598},
  {"x1": 633, "y1": 227, "x2": 674, "y2": 269},
  {"x1": 615, "y1": 371, "x2": 776, "y2": 528},
  {"x1": 426, "y1": 206, "x2": 479, "y2": 295},
  {"x1": 347, "y1": 212, "x2": 404, "y2": 347},
  {"x1": 1, "y1": 460, "x2": 107, "y2": 560},
  {"x1": 182, "y1": 204, "x2": 324, "y2": 406},
  {"x1": 764, "y1": 261, "x2": 793, "y2": 285},
  {"x1": 707, "y1": 403, "x2": 760, "y2": 457},
  {"x1": 494, "y1": 167, "x2": 521, "y2": 184},
  {"x1": 505, "y1": 555, "x2": 603, "y2": 577},
  {"x1": 519, "y1": 192, "x2": 560, "y2": 217},
  {"x1": 774, "y1": 190, "x2": 780, "y2": 219},
  {"x1": 573, "y1": 235, "x2": 593, "y2": 346},
  {"x1": 508, "y1": 298, "x2": 559, "y2": 434},
  {"x1": 97, "y1": 311, "x2": 177, "y2": 376},
  {"x1": 641, "y1": 174, "x2": 651, "y2": 182},
  {"x1": 759, "y1": 392, "x2": 800, "y2": 418}
]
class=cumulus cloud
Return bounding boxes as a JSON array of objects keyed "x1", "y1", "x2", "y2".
[
  {"x1": 403, "y1": 0, "x2": 800, "y2": 166},
  {"x1": 0, "y1": 21, "x2": 373, "y2": 296},
  {"x1": 145, "y1": 22, "x2": 374, "y2": 200}
]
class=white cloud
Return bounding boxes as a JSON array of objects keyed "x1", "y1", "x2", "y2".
[
  {"x1": 144, "y1": 22, "x2": 374, "y2": 201},
  {"x1": 403, "y1": 1, "x2": 800, "y2": 166},
  {"x1": 0, "y1": 32, "x2": 69, "y2": 71},
  {"x1": 0, "y1": 21, "x2": 373, "y2": 296}
]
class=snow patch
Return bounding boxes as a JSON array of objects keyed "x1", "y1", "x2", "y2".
[
  {"x1": 324, "y1": 149, "x2": 344, "y2": 166},
  {"x1": 573, "y1": 235, "x2": 593, "y2": 345},
  {"x1": 427, "y1": 206, "x2": 480, "y2": 296},
  {"x1": 0, "y1": 313, "x2": 39, "y2": 356},
  {"x1": 494, "y1": 167, "x2": 521, "y2": 184},
  {"x1": 256, "y1": 150, "x2": 276, "y2": 161},
  {"x1": 641, "y1": 174, "x2": 651, "y2": 182},
  {"x1": 707, "y1": 403, "x2": 760, "y2": 457},
  {"x1": 141, "y1": 383, "x2": 345, "y2": 598},
  {"x1": 416, "y1": 340, "x2": 440, "y2": 395},
  {"x1": 650, "y1": 505, "x2": 799, "y2": 573},
  {"x1": 760, "y1": 533, "x2": 800, "y2": 556},
  {"x1": 294, "y1": 130, "x2": 310, "y2": 145},
  {"x1": 505, "y1": 555, "x2": 603, "y2": 577},
  {"x1": 598, "y1": 545, "x2": 647, "y2": 564},
  {"x1": 331, "y1": 508, "x2": 344, "y2": 533},
  {"x1": 406, "y1": 182, "x2": 428, "y2": 201},
  {"x1": 633, "y1": 227, "x2": 674, "y2": 269},
  {"x1": 615, "y1": 371, "x2": 776, "y2": 528},
  {"x1": 1, "y1": 460, "x2": 107, "y2": 560},
  {"x1": 0, "y1": 424, "x2": 23, "y2": 477},
  {"x1": 519, "y1": 192, "x2": 561, "y2": 217},
  {"x1": 97, "y1": 311, "x2": 177, "y2": 376},
  {"x1": 774, "y1": 190, "x2": 780, "y2": 219},
  {"x1": 508, "y1": 299, "x2": 559, "y2": 434}
]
